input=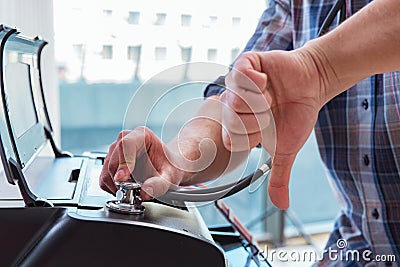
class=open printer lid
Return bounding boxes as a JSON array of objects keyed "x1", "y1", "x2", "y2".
[{"x1": 0, "y1": 25, "x2": 73, "y2": 206}]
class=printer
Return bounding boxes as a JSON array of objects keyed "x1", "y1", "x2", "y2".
[{"x1": 0, "y1": 24, "x2": 228, "y2": 267}]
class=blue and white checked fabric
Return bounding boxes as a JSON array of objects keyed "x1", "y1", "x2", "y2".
[{"x1": 204, "y1": 0, "x2": 400, "y2": 266}]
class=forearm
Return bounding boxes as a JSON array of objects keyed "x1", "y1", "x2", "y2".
[
  {"x1": 166, "y1": 95, "x2": 248, "y2": 185},
  {"x1": 302, "y1": 0, "x2": 400, "y2": 104}
]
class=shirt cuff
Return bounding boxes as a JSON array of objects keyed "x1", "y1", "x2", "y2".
[{"x1": 204, "y1": 75, "x2": 226, "y2": 98}]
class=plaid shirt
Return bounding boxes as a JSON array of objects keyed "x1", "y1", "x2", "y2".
[{"x1": 204, "y1": 0, "x2": 400, "y2": 266}]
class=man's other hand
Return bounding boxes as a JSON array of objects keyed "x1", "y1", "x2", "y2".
[{"x1": 223, "y1": 50, "x2": 324, "y2": 209}]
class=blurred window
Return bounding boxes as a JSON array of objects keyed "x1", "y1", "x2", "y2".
[{"x1": 128, "y1": 11, "x2": 140, "y2": 24}]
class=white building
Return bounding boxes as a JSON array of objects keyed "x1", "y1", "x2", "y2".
[{"x1": 54, "y1": 0, "x2": 265, "y2": 83}]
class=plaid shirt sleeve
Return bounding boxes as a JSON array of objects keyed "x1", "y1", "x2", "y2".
[
  {"x1": 204, "y1": 0, "x2": 293, "y2": 98},
  {"x1": 203, "y1": 0, "x2": 400, "y2": 264}
]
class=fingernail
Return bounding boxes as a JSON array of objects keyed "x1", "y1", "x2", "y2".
[{"x1": 114, "y1": 168, "x2": 126, "y2": 181}]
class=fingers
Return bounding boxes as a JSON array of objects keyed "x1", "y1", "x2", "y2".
[
  {"x1": 221, "y1": 96, "x2": 270, "y2": 134},
  {"x1": 222, "y1": 128, "x2": 262, "y2": 152},
  {"x1": 220, "y1": 91, "x2": 270, "y2": 151},
  {"x1": 222, "y1": 53, "x2": 272, "y2": 152},
  {"x1": 99, "y1": 126, "x2": 181, "y2": 200},
  {"x1": 267, "y1": 152, "x2": 296, "y2": 210},
  {"x1": 224, "y1": 52, "x2": 296, "y2": 210},
  {"x1": 99, "y1": 141, "x2": 119, "y2": 194},
  {"x1": 221, "y1": 87, "x2": 270, "y2": 113},
  {"x1": 227, "y1": 52, "x2": 268, "y2": 94},
  {"x1": 99, "y1": 127, "x2": 151, "y2": 194},
  {"x1": 114, "y1": 127, "x2": 149, "y2": 182}
]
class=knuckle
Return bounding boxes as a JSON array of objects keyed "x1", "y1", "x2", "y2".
[
  {"x1": 220, "y1": 90, "x2": 227, "y2": 102},
  {"x1": 249, "y1": 132, "x2": 262, "y2": 148},
  {"x1": 229, "y1": 92, "x2": 246, "y2": 112},
  {"x1": 235, "y1": 52, "x2": 251, "y2": 66},
  {"x1": 134, "y1": 125, "x2": 147, "y2": 132},
  {"x1": 133, "y1": 126, "x2": 154, "y2": 142},
  {"x1": 115, "y1": 139, "x2": 134, "y2": 166},
  {"x1": 230, "y1": 68, "x2": 243, "y2": 84},
  {"x1": 139, "y1": 126, "x2": 155, "y2": 145},
  {"x1": 223, "y1": 121, "x2": 234, "y2": 133},
  {"x1": 115, "y1": 139, "x2": 124, "y2": 152},
  {"x1": 103, "y1": 154, "x2": 110, "y2": 166},
  {"x1": 118, "y1": 130, "x2": 130, "y2": 140},
  {"x1": 99, "y1": 178, "x2": 109, "y2": 191},
  {"x1": 222, "y1": 133, "x2": 232, "y2": 151},
  {"x1": 108, "y1": 141, "x2": 117, "y2": 153},
  {"x1": 241, "y1": 51, "x2": 254, "y2": 58},
  {"x1": 242, "y1": 52, "x2": 258, "y2": 66},
  {"x1": 255, "y1": 113, "x2": 269, "y2": 129},
  {"x1": 107, "y1": 164, "x2": 116, "y2": 178},
  {"x1": 99, "y1": 182, "x2": 107, "y2": 191},
  {"x1": 229, "y1": 116, "x2": 246, "y2": 133}
]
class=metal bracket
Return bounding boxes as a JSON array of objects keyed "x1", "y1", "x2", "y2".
[{"x1": 106, "y1": 181, "x2": 145, "y2": 215}]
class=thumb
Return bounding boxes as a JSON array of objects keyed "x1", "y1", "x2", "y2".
[{"x1": 268, "y1": 153, "x2": 296, "y2": 210}]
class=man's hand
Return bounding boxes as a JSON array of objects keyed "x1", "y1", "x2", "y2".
[
  {"x1": 99, "y1": 96, "x2": 241, "y2": 201},
  {"x1": 99, "y1": 127, "x2": 184, "y2": 200},
  {"x1": 222, "y1": 50, "x2": 325, "y2": 209}
]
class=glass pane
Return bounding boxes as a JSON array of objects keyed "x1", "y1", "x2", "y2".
[
  {"x1": 127, "y1": 45, "x2": 141, "y2": 61},
  {"x1": 232, "y1": 16, "x2": 241, "y2": 26},
  {"x1": 180, "y1": 47, "x2": 192, "y2": 62},
  {"x1": 155, "y1": 47, "x2": 167, "y2": 61},
  {"x1": 209, "y1": 16, "x2": 218, "y2": 25},
  {"x1": 101, "y1": 45, "x2": 113, "y2": 59},
  {"x1": 181, "y1": 14, "x2": 191, "y2": 27},
  {"x1": 207, "y1": 48, "x2": 217, "y2": 61},
  {"x1": 103, "y1": 9, "x2": 112, "y2": 17},
  {"x1": 231, "y1": 47, "x2": 240, "y2": 62},
  {"x1": 128, "y1": 11, "x2": 140, "y2": 25},
  {"x1": 154, "y1": 13, "x2": 166, "y2": 25}
]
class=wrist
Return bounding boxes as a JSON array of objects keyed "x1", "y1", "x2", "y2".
[
  {"x1": 166, "y1": 136, "x2": 217, "y2": 185},
  {"x1": 297, "y1": 40, "x2": 342, "y2": 106}
]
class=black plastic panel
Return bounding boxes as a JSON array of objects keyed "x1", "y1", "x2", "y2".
[
  {"x1": 0, "y1": 207, "x2": 66, "y2": 266},
  {"x1": 0, "y1": 207, "x2": 226, "y2": 267}
]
